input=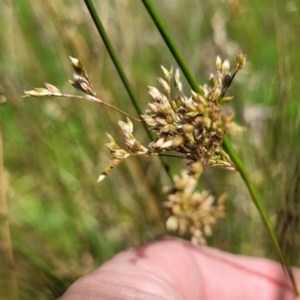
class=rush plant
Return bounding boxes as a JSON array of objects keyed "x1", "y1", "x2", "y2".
[
  {"x1": 23, "y1": 0, "x2": 299, "y2": 295},
  {"x1": 25, "y1": 52, "x2": 245, "y2": 245}
]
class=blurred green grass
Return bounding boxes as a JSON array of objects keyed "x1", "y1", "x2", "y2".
[{"x1": 0, "y1": 0, "x2": 300, "y2": 298}]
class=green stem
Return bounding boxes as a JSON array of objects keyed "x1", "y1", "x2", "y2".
[
  {"x1": 141, "y1": 0, "x2": 299, "y2": 295},
  {"x1": 83, "y1": 1, "x2": 143, "y2": 122},
  {"x1": 83, "y1": 0, "x2": 173, "y2": 181},
  {"x1": 223, "y1": 136, "x2": 298, "y2": 294}
]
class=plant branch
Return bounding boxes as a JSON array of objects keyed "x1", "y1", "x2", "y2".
[{"x1": 67, "y1": 93, "x2": 142, "y2": 122}]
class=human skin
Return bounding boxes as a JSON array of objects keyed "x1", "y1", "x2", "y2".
[{"x1": 60, "y1": 238, "x2": 300, "y2": 300}]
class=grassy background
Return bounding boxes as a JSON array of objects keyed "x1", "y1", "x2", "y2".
[{"x1": 1, "y1": 0, "x2": 300, "y2": 299}]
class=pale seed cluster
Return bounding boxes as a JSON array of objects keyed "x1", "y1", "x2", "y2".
[
  {"x1": 101, "y1": 52, "x2": 246, "y2": 180},
  {"x1": 69, "y1": 57, "x2": 96, "y2": 97},
  {"x1": 23, "y1": 52, "x2": 246, "y2": 244},
  {"x1": 24, "y1": 57, "x2": 97, "y2": 100},
  {"x1": 163, "y1": 171, "x2": 226, "y2": 244}
]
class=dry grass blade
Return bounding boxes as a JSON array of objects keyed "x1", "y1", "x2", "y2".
[{"x1": 0, "y1": 118, "x2": 19, "y2": 300}]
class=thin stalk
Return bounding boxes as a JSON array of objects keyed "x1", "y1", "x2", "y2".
[
  {"x1": 65, "y1": 93, "x2": 142, "y2": 122},
  {"x1": 83, "y1": 0, "x2": 173, "y2": 181},
  {"x1": 223, "y1": 136, "x2": 299, "y2": 294},
  {"x1": 141, "y1": 0, "x2": 299, "y2": 295},
  {"x1": 83, "y1": 0, "x2": 146, "y2": 132},
  {"x1": 86, "y1": 95, "x2": 141, "y2": 122},
  {"x1": 23, "y1": 92, "x2": 142, "y2": 121},
  {"x1": 129, "y1": 152, "x2": 186, "y2": 160}
]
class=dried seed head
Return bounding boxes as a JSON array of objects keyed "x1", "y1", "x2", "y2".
[
  {"x1": 24, "y1": 54, "x2": 246, "y2": 246},
  {"x1": 182, "y1": 124, "x2": 194, "y2": 134},
  {"x1": 212, "y1": 87, "x2": 222, "y2": 101},
  {"x1": 118, "y1": 119, "x2": 148, "y2": 154},
  {"x1": 69, "y1": 56, "x2": 87, "y2": 79},
  {"x1": 68, "y1": 57, "x2": 96, "y2": 96},
  {"x1": 23, "y1": 83, "x2": 61, "y2": 98},
  {"x1": 99, "y1": 134, "x2": 130, "y2": 182},
  {"x1": 148, "y1": 86, "x2": 163, "y2": 101},
  {"x1": 174, "y1": 69, "x2": 183, "y2": 91},
  {"x1": 44, "y1": 83, "x2": 60, "y2": 94},
  {"x1": 99, "y1": 53, "x2": 243, "y2": 181},
  {"x1": 236, "y1": 51, "x2": 246, "y2": 69},
  {"x1": 209, "y1": 73, "x2": 217, "y2": 88},
  {"x1": 70, "y1": 74, "x2": 95, "y2": 96},
  {"x1": 158, "y1": 77, "x2": 170, "y2": 94},
  {"x1": 141, "y1": 115, "x2": 157, "y2": 127},
  {"x1": 165, "y1": 216, "x2": 179, "y2": 231},
  {"x1": 191, "y1": 90, "x2": 207, "y2": 105},
  {"x1": 221, "y1": 59, "x2": 230, "y2": 74},
  {"x1": 170, "y1": 136, "x2": 185, "y2": 148},
  {"x1": 161, "y1": 65, "x2": 173, "y2": 82},
  {"x1": 215, "y1": 55, "x2": 222, "y2": 70},
  {"x1": 163, "y1": 171, "x2": 226, "y2": 244},
  {"x1": 69, "y1": 56, "x2": 82, "y2": 70}
]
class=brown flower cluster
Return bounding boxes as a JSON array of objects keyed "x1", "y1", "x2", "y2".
[
  {"x1": 69, "y1": 57, "x2": 96, "y2": 97},
  {"x1": 163, "y1": 171, "x2": 227, "y2": 244},
  {"x1": 142, "y1": 54, "x2": 245, "y2": 178},
  {"x1": 100, "y1": 52, "x2": 246, "y2": 180},
  {"x1": 24, "y1": 52, "x2": 246, "y2": 244},
  {"x1": 98, "y1": 119, "x2": 149, "y2": 182},
  {"x1": 97, "y1": 52, "x2": 245, "y2": 243},
  {"x1": 24, "y1": 57, "x2": 97, "y2": 100}
]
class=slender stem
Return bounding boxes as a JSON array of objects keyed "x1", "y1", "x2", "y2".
[
  {"x1": 128, "y1": 152, "x2": 185, "y2": 160},
  {"x1": 141, "y1": 0, "x2": 299, "y2": 295},
  {"x1": 149, "y1": 153, "x2": 186, "y2": 159},
  {"x1": 68, "y1": 93, "x2": 142, "y2": 122},
  {"x1": 82, "y1": 0, "x2": 147, "y2": 132},
  {"x1": 223, "y1": 136, "x2": 299, "y2": 294},
  {"x1": 83, "y1": 0, "x2": 173, "y2": 181},
  {"x1": 141, "y1": 0, "x2": 203, "y2": 96},
  {"x1": 24, "y1": 92, "x2": 142, "y2": 122}
]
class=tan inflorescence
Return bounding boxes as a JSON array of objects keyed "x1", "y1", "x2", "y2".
[
  {"x1": 101, "y1": 52, "x2": 246, "y2": 181},
  {"x1": 163, "y1": 171, "x2": 227, "y2": 244},
  {"x1": 24, "y1": 52, "x2": 246, "y2": 244}
]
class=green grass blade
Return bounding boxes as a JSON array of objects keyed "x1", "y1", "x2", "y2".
[
  {"x1": 223, "y1": 135, "x2": 299, "y2": 294},
  {"x1": 141, "y1": 0, "x2": 201, "y2": 94},
  {"x1": 141, "y1": 0, "x2": 299, "y2": 295},
  {"x1": 83, "y1": 0, "x2": 143, "y2": 119},
  {"x1": 83, "y1": 0, "x2": 172, "y2": 181}
]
